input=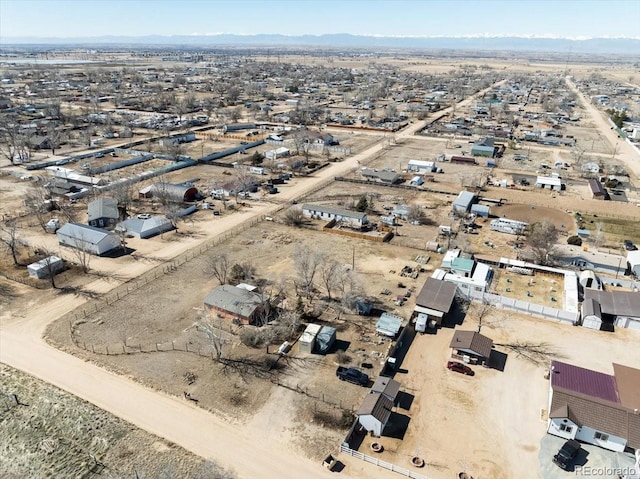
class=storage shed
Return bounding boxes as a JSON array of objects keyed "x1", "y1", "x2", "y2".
[
  {"x1": 150, "y1": 183, "x2": 198, "y2": 203},
  {"x1": 581, "y1": 297, "x2": 603, "y2": 330},
  {"x1": 452, "y1": 190, "x2": 477, "y2": 214},
  {"x1": 314, "y1": 326, "x2": 336, "y2": 354},
  {"x1": 470, "y1": 204, "x2": 490, "y2": 218},
  {"x1": 27, "y1": 256, "x2": 64, "y2": 279},
  {"x1": 357, "y1": 392, "x2": 393, "y2": 437},
  {"x1": 588, "y1": 179, "x2": 608, "y2": 200},
  {"x1": 56, "y1": 223, "x2": 122, "y2": 256},
  {"x1": 449, "y1": 330, "x2": 493, "y2": 365},
  {"x1": 299, "y1": 324, "x2": 322, "y2": 354}
]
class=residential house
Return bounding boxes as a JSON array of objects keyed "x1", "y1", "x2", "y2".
[
  {"x1": 547, "y1": 360, "x2": 640, "y2": 453},
  {"x1": 370, "y1": 376, "x2": 400, "y2": 403},
  {"x1": 203, "y1": 284, "x2": 265, "y2": 325},
  {"x1": 536, "y1": 176, "x2": 566, "y2": 191},
  {"x1": 588, "y1": 179, "x2": 608, "y2": 200},
  {"x1": 407, "y1": 160, "x2": 436, "y2": 173},
  {"x1": 449, "y1": 330, "x2": 493, "y2": 365},
  {"x1": 56, "y1": 223, "x2": 122, "y2": 256},
  {"x1": 471, "y1": 137, "x2": 496, "y2": 158},
  {"x1": 414, "y1": 277, "x2": 458, "y2": 327},
  {"x1": 301, "y1": 204, "x2": 367, "y2": 228},
  {"x1": 87, "y1": 198, "x2": 119, "y2": 229},
  {"x1": 116, "y1": 215, "x2": 175, "y2": 239},
  {"x1": 360, "y1": 168, "x2": 401, "y2": 184}
]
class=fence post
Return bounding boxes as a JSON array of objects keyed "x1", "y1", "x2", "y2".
[
  {"x1": 156, "y1": 343, "x2": 159, "y2": 352},
  {"x1": 106, "y1": 345, "x2": 109, "y2": 355},
  {"x1": 172, "y1": 341, "x2": 175, "y2": 350},
  {"x1": 123, "y1": 344, "x2": 126, "y2": 354}
]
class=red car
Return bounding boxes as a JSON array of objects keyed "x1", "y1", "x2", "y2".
[{"x1": 447, "y1": 361, "x2": 475, "y2": 376}]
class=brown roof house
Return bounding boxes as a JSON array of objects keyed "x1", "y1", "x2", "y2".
[
  {"x1": 449, "y1": 330, "x2": 493, "y2": 365},
  {"x1": 547, "y1": 360, "x2": 640, "y2": 453},
  {"x1": 203, "y1": 285, "x2": 265, "y2": 325},
  {"x1": 414, "y1": 277, "x2": 457, "y2": 326}
]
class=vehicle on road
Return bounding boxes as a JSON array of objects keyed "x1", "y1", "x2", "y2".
[
  {"x1": 552, "y1": 439, "x2": 581, "y2": 470},
  {"x1": 447, "y1": 361, "x2": 475, "y2": 376},
  {"x1": 137, "y1": 213, "x2": 151, "y2": 220},
  {"x1": 336, "y1": 366, "x2": 369, "y2": 386},
  {"x1": 624, "y1": 239, "x2": 637, "y2": 251}
]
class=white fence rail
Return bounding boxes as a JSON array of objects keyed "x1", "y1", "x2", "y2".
[
  {"x1": 457, "y1": 287, "x2": 579, "y2": 325},
  {"x1": 339, "y1": 444, "x2": 429, "y2": 479}
]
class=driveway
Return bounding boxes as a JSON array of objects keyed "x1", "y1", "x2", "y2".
[{"x1": 539, "y1": 434, "x2": 637, "y2": 479}]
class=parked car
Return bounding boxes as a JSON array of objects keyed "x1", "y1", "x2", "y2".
[
  {"x1": 624, "y1": 239, "x2": 637, "y2": 251},
  {"x1": 447, "y1": 361, "x2": 475, "y2": 376},
  {"x1": 336, "y1": 366, "x2": 369, "y2": 386},
  {"x1": 137, "y1": 213, "x2": 151, "y2": 220},
  {"x1": 552, "y1": 439, "x2": 581, "y2": 470}
]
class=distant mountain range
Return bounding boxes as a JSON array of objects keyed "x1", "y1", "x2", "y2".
[{"x1": 1, "y1": 34, "x2": 639, "y2": 55}]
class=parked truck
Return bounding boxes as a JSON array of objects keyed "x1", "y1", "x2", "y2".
[{"x1": 335, "y1": 366, "x2": 369, "y2": 386}]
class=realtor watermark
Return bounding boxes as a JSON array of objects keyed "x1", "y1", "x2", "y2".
[{"x1": 575, "y1": 465, "x2": 636, "y2": 476}]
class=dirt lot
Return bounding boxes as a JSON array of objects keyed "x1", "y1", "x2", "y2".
[
  {"x1": 492, "y1": 268, "x2": 565, "y2": 308},
  {"x1": 44, "y1": 220, "x2": 434, "y2": 460},
  {"x1": 352, "y1": 305, "x2": 640, "y2": 479},
  {"x1": 0, "y1": 363, "x2": 219, "y2": 479}
]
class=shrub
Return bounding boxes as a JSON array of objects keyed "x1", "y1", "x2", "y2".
[
  {"x1": 240, "y1": 328, "x2": 265, "y2": 348},
  {"x1": 336, "y1": 349, "x2": 352, "y2": 365},
  {"x1": 567, "y1": 235, "x2": 582, "y2": 246}
]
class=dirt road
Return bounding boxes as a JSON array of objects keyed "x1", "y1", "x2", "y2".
[
  {"x1": 0, "y1": 81, "x2": 504, "y2": 478},
  {"x1": 565, "y1": 76, "x2": 640, "y2": 181}
]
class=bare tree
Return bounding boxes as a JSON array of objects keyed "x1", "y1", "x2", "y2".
[
  {"x1": 526, "y1": 220, "x2": 559, "y2": 265},
  {"x1": 406, "y1": 204, "x2": 426, "y2": 224},
  {"x1": 46, "y1": 123, "x2": 65, "y2": 156},
  {"x1": 0, "y1": 114, "x2": 20, "y2": 165},
  {"x1": 319, "y1": 259, "x2": 340, "y2": 300},
  {"x1": 36, "y1": 247, "x2": 62, "y2": 289},
  {"x1": 198, "y1": 314, "x2": 227, "y2": 361},
  {"x1": 24, "y1": 185, "x2": 53, "y2": 232},
  {"x1": 203, "y1": 253, "x2": 230, "y2": 285},
  {"x1": 0, "y1": 219, "x2": 23, "y2": 265},
  {"x1": 69, "y1": 231, "x2": 92, "y2": 273},
  {"x1": 294, "y1": 245, "x2": 323, "y2": 299}
]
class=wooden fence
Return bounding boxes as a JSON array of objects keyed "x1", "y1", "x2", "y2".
[{"x1": 339, "y1": 444, "x2": 429, "y2": 479}]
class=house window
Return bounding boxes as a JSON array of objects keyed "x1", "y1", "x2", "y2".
[
  {"x1": 594, "y1": 432, "x2": 609, "y2": 441},
  {"x1": 559, "y1": 424, "x2": 572, "y2": 433}
]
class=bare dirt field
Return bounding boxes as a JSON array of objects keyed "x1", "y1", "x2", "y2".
[
  {"x1": 351, "y1": 305, "x2": 640, "y2": 479},
  {"x1": 492, "y1": 268, "x2": 565, "y2": 308},
  {"x1": 497, "y1": 204, "x2": 574, "y2": 230},
  {"x1": 0, "y1": 363, "x2": 217, "y2": 479}
]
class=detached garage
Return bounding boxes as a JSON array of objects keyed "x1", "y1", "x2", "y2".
[{"x1": 56, "y1": 223, "x2": 121, "y2": 256}]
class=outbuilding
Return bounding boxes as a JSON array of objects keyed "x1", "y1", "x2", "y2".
[
  {"x1": 449, "y1": 330, "x2": 493, "y2": 365},
  {"x1": 452, "y1": 190, "x2": 477, "y2": 215},
  {"x1": 357, "y1": 392, "x2": 394, "y2": 437},
  {"x1": 116, "y1": 215, "x2": 175, "y2": 239},
  {"x1": 470, "y1": 204, "x2": 490, "y2": 218},
  {"x1": 301, "y1": 204, "x2": 367, "y2": 228},
  {"x1": 299, "y1": 324, "x2": 322, "y2": 354},
  {"x1": 536, "y1": 176, "x2": 565, "y2": 191},
  {"x1": 471, "y1": 137, "x2": 496, "y2": 158},
  {"x1": 56, "y1": 223, "x2": 122, "y2": 256},
  {"x1": 27, "y1": 256, "x2": 64, "y2": 279},
  {"x1": 414, "y1": 277, "x2": 458, "y2": 327},
  {"x1": 407, "y1": 160, "x2": 436, "y2": 173},
  {"x1": 314, "y1": 326, "x2": 336, "y2": 354},
  {"x1": 375, "y1": 313, "x2": 403, "y2": 338},
  {"x1": 588, "y1": 179, "x2": 608, "y2": 200},
  {"x1": 150, "y1": 183, "x2": 198, "y2": 203},
  {"x1": 627, "y1": 250, "x2": 640, "y2": 278}
]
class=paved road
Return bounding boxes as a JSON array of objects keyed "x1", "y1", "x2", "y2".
[{"x1": 0, "y1": 81, "x2": 503, "y2": 478}]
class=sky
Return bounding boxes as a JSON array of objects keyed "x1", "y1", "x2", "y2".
[{"x1": 0, "y1": 0, "x2": 639, "y2": 39}]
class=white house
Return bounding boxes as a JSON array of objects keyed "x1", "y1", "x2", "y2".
[
  {"x1": 357, "y1": 392, "x2": 394, "y2": 437},
  {"x1": 301, "y1": 204, "x2": 367, "y2": 228},
  {"x1": 265, "y1": 147, "x2": 290, "y2": 160},
  {"x1": 547, "y1": 360, "x2": 640, "y2": 453},
  {"x1": 56, "y1": 223, "x2": 122, "y2": 256}
]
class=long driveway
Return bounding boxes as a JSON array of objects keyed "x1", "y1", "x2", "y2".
[{"x1": 0, "y1": 82, "x2": 501, "y2": 479}]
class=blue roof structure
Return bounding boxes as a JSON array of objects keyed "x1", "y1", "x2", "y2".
[{"x1": 376, "y1": 313, "x2": 403, "y2": 337}]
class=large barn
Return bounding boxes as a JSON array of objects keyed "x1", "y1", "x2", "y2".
[{"x1": 56, "y1": 223, "x2": 121, "y2": 256}]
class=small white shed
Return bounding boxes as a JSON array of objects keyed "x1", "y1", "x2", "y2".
[
  {"x1": 298, "y1": 324, "x2": 322, "y2": 354},
  {"x1": 357, "y1": 392, "x2": 393, "y2": 437},
  {"x1": 27, "y1": 256, "x2": 64, "y2": 279}
]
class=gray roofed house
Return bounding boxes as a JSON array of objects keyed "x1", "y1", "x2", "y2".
[
  {"x1": 301, "y1": 204, "x2": 367, "y2": 228},
  {"x1": 203, "y1": 284, "x2": 265, "y2": 325},
  {"x1": 357, "y1": 392, "x2": 394, "y2": 437},
  {"x1": 547, "y1": 360, "x2": 640, "y2": 452},
  {"x1": 56, "y1": 223, "x2": 122, "y2": 256},
  {"x1": 360, "y1": 168, "x2": 401, "y2": 184},
  {"x1": 371, "y1": 376, "x2": 400, "y2": 402},
  {"x1": 88, "y1": 197, "x2": 119, "y2": 229},
  {"x1": 117, "y1": 215, "x2": 175, "y2": 239},
  {"x1": 449, "y1": 330, "x2": 493, "y2": 364},
  {"x1": 414, "y1": 277, "x2": 458, "y2": 325}
]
